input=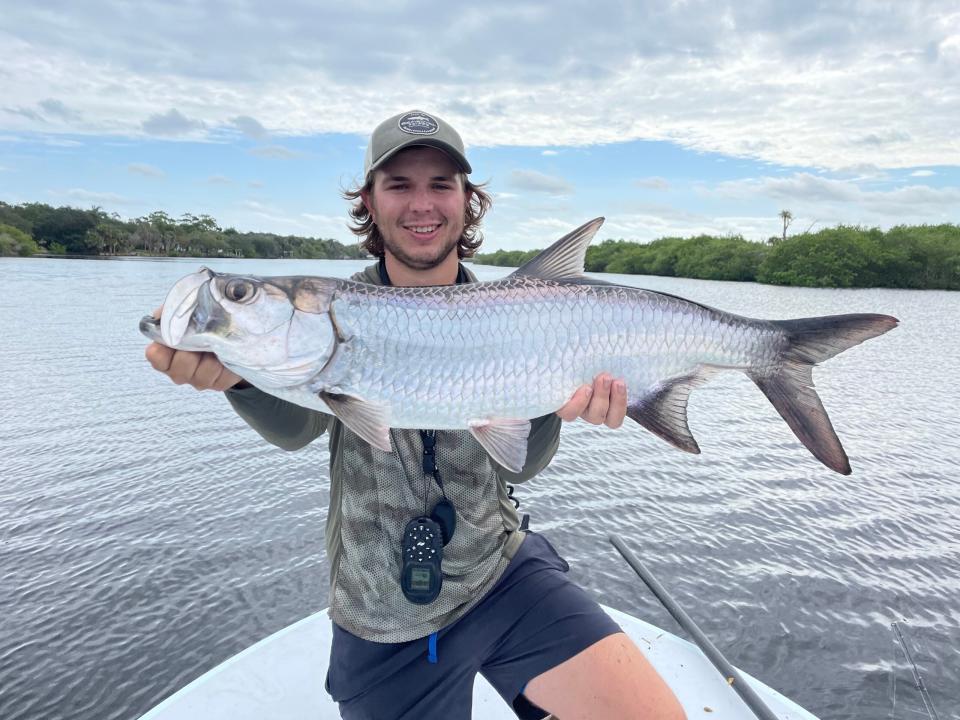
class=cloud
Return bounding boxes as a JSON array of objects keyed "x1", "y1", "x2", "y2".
[
  {"x1": 635, "y1": 176, "x2": 671, "y2": 190},
  {"x1": 508, "y1": 169, "x2": 573, "y2": 196},
  {"x1": 0, "y1": 3, "x2": 958, "y2": 170},
  {"x1": 601, "y1": 212, "x2": 776, "y2": 245},
  {"x1": 248, "y1": 180, "x2": 264, "y2": 188},
  {"x1": 4, "y1": 106, "x2": 44, "y2": 122},
  {"x1": 248, "y1": 145, "x2": 299, "y2": 159},
  {"x1": 911, "y1": 170, "x2": 936, "y2": 177},
  {"x1": 541, "y1": 150, "x2": 559, "y2": 156},
  {"x1": 443, "y1": 100, "x2": 481, "y2": 118},
  {"x1": 207, "y1": 175, "x2": 232, "y2": 185},
  {"x1": 142, "y1": 109, "x2": 204, "y2": 136},
  {"x1": 301, "y1": 212, "x2": 350, "y2": 236},
  {"x1": 127, "y1": 163, "x2": 164, "y2": 178},
  {"x1": 241, "y1": 199, "x2": 278, "y2": 213},
  {"x1": 63, "y1": 188, "x2": 132, "y2": 204},
  {"x1": 237, "y1": 199, "x2": 312, "y2": 230},
  {"x1": 38, "y1": 98, "x2": 80, "y2": 121},
  {"x1": 853, "y1": 130, "x2": 912, "y2": 146},
  {"x1": 230, "y1": 115, "x2": 268, "y2": 139},
  {"x1": 709, "y1": 172, "x2": 960, "y2": 219}
]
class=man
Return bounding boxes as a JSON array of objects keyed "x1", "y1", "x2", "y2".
[{"x1": 145, "y1": 110, "x2": 685, "y2": 720}]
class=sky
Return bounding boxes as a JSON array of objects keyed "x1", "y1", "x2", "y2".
[{"x1": 1, "y1": 0, "x2": 958, "y2": 252}]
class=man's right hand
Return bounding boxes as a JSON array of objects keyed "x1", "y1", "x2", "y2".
[{"x1": 144, "y1": 307, "x2": 244, "y2": 392}]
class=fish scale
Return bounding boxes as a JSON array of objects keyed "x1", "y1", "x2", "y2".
[{"x1": 328, "y1": 277, "x2": 761, "y2": 429}]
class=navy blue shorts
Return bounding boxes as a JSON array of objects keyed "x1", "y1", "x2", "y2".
[{"x1": 324, "y1": 531, "x2": 622, "y2": 720}]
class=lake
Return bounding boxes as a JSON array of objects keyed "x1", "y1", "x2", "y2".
[{"x1": 1, "y1": 256, "x2": 957, "y2": 719}]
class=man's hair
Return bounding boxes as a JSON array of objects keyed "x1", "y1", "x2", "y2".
[{"x1": 343, "y1": 171, "x2": 492, "y2": 259}]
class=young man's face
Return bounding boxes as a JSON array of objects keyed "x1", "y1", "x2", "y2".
[{"x1": 362, "y1": 146, "x2": 471, "y2": 271}]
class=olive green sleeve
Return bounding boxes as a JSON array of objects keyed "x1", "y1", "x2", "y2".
[
  {"x1": 225, "y1": 385, "x2": 331, "y2": 451},
  {"x1": 494, "y1": 413, "x2": 563, "y2": 484}
]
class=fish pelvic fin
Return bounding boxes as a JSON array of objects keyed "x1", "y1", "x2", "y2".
[
  {"x1": 751, "y1": 313, "x2": 899, "y2": 475},
  {"x1": 320, "y1": 392, "x2": 393, "y2": 453},
  {"x1": 626, "y1": 367, "x2": 718, "y2": 454},
  {"x1": 510, "y1": 217, "x2": 604, "y2": 281},
  {"x1": 468, "y1": 418, "x2": 531, "y2": 474}
]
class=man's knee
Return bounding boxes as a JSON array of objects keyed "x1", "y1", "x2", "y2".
[{"x1": 526, "y1": 633, "x2": 686, "y2": 720}]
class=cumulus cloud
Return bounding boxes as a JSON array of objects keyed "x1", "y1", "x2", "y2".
[
  {"x1": 0, "y1": 2, "x2": 956, "y2": 169},
  {"x1": 4, "y1": 106, "x2": 44, "y2": 122},
  {"x1": 128, "y1": 163, "x2": 164, "y2": 178},
  {"x1": 38, "y1": 98, "x2": 80, "y2": 121},
  {"x1": 230, "y1": 115, "x2": 268, "y2": 139},
  {"x1": 142, "y1": 109, "x2": 204, "y2": 136},
  {"x1": 911, "y1": 170, "x2": 936, "y2": 177},
  {"x1": 708, "y1": 172, "x2": 960, "y2": 222},
  {"x1": 508, "y1": 169, "x2": 573, "y2": 196},
  {"x1": 602, "y1": 212, "x2": 775, "y2": 245}
]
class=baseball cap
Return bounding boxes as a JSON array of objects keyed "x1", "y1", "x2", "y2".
[{"x1": 364, "y1": 110, "x2": 472, "y2": 179}]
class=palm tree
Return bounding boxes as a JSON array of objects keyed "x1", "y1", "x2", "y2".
[{"x1": 779, "y1": 210, "x2": 793, "y2": 242}]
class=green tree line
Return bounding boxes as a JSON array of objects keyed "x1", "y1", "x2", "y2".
[
  {"x1": 0, "y1": 201, "x2": 367, "y2": 260},
  {"x1": 473, "y1": 224, "x2": 960, "y2": 290}
]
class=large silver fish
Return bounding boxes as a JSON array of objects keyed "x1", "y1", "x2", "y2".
[{"x1": 141, "y1": 218, "x2": 897, "y2": 475}]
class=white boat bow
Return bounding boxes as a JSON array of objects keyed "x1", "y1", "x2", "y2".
[{"x1": 139, "y1": 605, "x2": 818, "y2": 719}]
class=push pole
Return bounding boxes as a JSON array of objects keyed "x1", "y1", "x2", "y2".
[{"x1": 609, "y1": 534, "x2": 781, "y2": 720}]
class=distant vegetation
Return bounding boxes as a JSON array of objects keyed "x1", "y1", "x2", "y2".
[
  {"x1": 4, "y1": 201, "x2": 958, "y2": 290},
  {"x1": 474, "y1": 224, "x2": 960, "y2": 290},
  {"x1": 0, "y1": 201, "x2": 366, "y2": 260}
]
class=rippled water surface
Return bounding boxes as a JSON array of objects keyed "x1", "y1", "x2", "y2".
[{"x1": 1, "y1": 256, "x2": 958, "y2": 720}]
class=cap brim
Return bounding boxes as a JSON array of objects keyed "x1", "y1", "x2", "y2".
[{"x1": 368, "y1": 138, "x2": 472, "y2": 177}]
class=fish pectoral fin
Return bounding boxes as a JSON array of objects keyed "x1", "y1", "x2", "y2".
[
  {"x1": 468, "y1": 418, "x2": 531, "y2": 474},
  {"x1": 627, "y1": 369, "x2": 718, "y2": 454},
  {"x1": 320, "y1": 392, "x2": 393, "y2": 453},
  {"x1": 509, "y1": 217, "x2": 604, "y2": 281}
]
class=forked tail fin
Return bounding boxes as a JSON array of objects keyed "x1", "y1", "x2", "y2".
[{"x1": 750, "y1": 313, "x2": 898, "y2": 475}]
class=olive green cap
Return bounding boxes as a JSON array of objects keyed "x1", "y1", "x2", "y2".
[{"x1": 363, "y1": 110, "x2": 472, "y2": 179}]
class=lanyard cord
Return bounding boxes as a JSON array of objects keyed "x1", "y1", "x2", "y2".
[{"x1": 420, "y1": 430, "x2": 448, "y2": 515}]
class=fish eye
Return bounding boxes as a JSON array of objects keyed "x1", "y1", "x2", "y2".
[{"x1": 224, "y1": 278, "x2": 256, "y2": 303}]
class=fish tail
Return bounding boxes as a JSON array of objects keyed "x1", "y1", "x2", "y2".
[{"x1": 749, "y1": 313, "x2": 898, "y2": 475}]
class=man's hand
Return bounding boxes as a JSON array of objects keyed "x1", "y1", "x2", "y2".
[
  {"x1": 144, "y1": 307, "x2": 243, "y2": 392},
  {"x1": 556, "y1": 373, "x2": 628, "y2": 429}
]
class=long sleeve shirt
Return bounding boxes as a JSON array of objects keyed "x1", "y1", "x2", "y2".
[{"x1": 226, "y1": 261, "x2": 562, "y2": 642}]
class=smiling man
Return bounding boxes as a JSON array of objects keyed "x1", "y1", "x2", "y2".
[{"x1": 145, "y1": 110, "x2": 684, "y2": 720}]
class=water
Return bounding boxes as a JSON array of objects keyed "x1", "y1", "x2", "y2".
[{"x1": 0, "y1": 256, "x2": 957, "y2": 720}]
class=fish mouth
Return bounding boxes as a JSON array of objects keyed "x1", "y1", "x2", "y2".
[
  {"x1": 158, "y1": 268, "x2": 216, "y2": 347},
  {"x1": 139, "y1": 314, "x2": 162, "y2": 342}
]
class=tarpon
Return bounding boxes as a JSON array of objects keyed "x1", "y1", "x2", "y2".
[{"x1": 141, "y1": 218, "x2": 898, "y2": 474}]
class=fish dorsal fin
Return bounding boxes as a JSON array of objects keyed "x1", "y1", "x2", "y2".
[
  {"x1": 509, "y1": 217, "x2": 605, "y2": 281},
  {"x1": 627, "y1": 367, "x2": 719, "y2": 454},
  {"x1": 468, "y1": 418, "x2": 531, "y2": 473},
  {"x1": 320, "y1": 392, "x2": 393, "y2": 453}
]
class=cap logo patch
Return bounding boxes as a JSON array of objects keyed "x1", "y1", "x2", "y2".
[{"x1": 397, "y1": 111, "x2": 439, "y2": 136}]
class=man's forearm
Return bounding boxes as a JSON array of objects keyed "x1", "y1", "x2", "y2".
[{"x1": 226, "y1": 385, "x2": 329, "y2": 450}]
